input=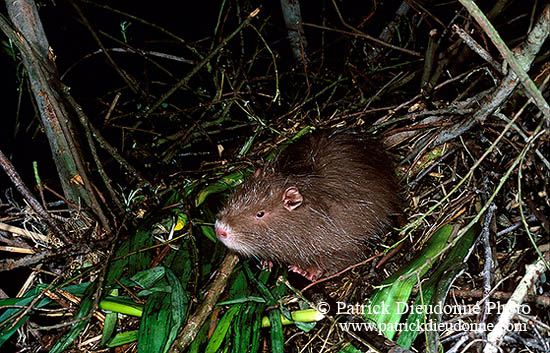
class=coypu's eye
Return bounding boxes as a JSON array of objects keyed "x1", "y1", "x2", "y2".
[{"x1": 255, "y1": 211, "x2": 265, "y2": 219}]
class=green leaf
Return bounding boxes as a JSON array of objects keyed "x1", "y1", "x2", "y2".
[
  {"x1": 195, "y1": 170, "x2": 247, "y2": 206},
  {"x1": 269, "y1": 279, "x2": 286, "y2": 353},
  {"x1": 205, "y1": 304, "x2": 242, "y2": 353},
  {"x1": 218, "y1": 296, "x2": 266, "y2": 305},
  {"x1": 268, "y1": 306, "x2": 284, "y2": 353},
  {"x1": 101, "y1": 312, "x2": 118, "y2": 345},
  {"x1": 131, "y1": 266, "x2": 166, "y2": 289},
  {"x1": 364, "y1": 224, "x2": 455, "y2": 340},
  {"x1": 163, "y1": 269, "x2": 189, "y2": 353},
  {"x1": 138, "y1": 291, "x2": 171, "y2": 353},
  {"x1": 161, "y1": 240, "x2": 195, "y2": 290},
  {"x1": 0, "y1": 288, "x2": 44, "y2": 347},
  {"x1": 229, "y1": 270, "x2": 248, "y2": 300},
  {"x1": 249, "y1": 310, "x2": 262, "y2": 353},
  {"x1": 232, "y1": 303, "x2": 248, "y2": 353},
  {"x1": 129, "y1": 228, "x2": 153, "y2": 275},
  {"x1": 136, "y1": 267, "x2": 190, "y2": 353},
  {"x1": 200, "y1": 223, "x2": 217, "y2": 242},
  {"x1": 207, "y1": 262, "x2": 271, "y2": 353},
  {"x1": 100, "y1": 297, "x2": 143, "y2": 317},
  {"x1": 49, "y1": 283, "x2": 96, "y2": 353},
  {"x1": 101, "y1": 288, "x2": 120, "y2": 346},
  {"x1": 425, "y1": 263, "x2": 467, "y2": 352},
  {"x1": 261, "y1": 308, "x2": 324, "y2": 327},
  {"x1": 106, "y1": 239, "x2": 130, "y2": 287},
  {"x1": 396, "y1": 225, "x2": 478, "y2": 348},
  {"x1": 106, "y1": 330, "x2": 139, "y2": 347},
  {"x1": 182, "y1": 179, "x2": 201, "y2": 198},
  {"x1": 243, "y1": 263, "x2": 275, "y2": 304}
]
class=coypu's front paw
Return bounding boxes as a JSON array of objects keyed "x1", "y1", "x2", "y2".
[{"x1": 289, "y1": 266, "x2": 323, "y2": 281}]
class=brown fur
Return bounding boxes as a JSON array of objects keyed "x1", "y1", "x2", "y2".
[{"x1": 215, "y1": 130, "x2": 401, "y2": 278}]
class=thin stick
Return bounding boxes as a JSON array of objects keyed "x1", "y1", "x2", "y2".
[{"x1": 0, "y1": 150, "x2": 69, "y2": 243}]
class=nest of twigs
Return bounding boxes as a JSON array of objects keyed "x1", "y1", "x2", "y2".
[{"x1": 0, "y1": 0, "x2": 548, "y2": 352}]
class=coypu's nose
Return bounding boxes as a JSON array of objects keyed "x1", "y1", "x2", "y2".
[
  {"x1": 214, "y1": 220, "x2": 228, "y2": 238},
  {"x1": 215, "y1": 227, "x2": 227, "y2": 238}
]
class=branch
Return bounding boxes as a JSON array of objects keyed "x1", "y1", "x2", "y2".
[
  {"x1": 168, "y1": 253, "x2": 240, "y2": 352},
  {"x1": 0, "y1": 149, "x2": 69, "y2": 243},
  {"x1": 429, "y1": 4, "x2": 550, "y2": 149},
  {"x1": 2, "y1": 0, "x2": 111, "y2": 232},
  {"x1": 458, "y1": 1, "x2": 550, "y2": 121},
  {"x1": 483, "y1": 251, "x2": 550, "y2": 353}
]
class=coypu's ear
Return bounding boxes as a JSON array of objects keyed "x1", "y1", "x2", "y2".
[
  {"x1": 282, "y1": 187, "x2": 303, "y2": 211},
  {"x1": 254, "y1": 168, "x2": 262, "y2": 178}
]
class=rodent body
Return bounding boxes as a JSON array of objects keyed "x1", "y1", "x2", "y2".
[{"x1": 215, "y1": 130, "x2": 401, "y2": 280}]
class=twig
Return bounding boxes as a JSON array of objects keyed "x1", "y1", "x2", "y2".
[
  {"x1": 103, "y1": 92, "x2": 121, "y2": 124},
  {"x1": 301, "y1": 21, "x2": 421, "y2": 57},
  {"x1": 479, "y1": 204, "x2": 497, "y2": 340},
  {"x1": 146, "y1": 8, "x2": 260, "y2": 117},
  {"x1": 0, "y1": 222, "x2": 49, "y2": 243},
  {"x1": 250, "y1": 24, "x2": 280, "y2": 104},
  {"x1": 458, "y1": 1, "x2": 550, "y2": 121},
  {"x1": 10, "y1": 274, "x2": 59, "y2": 330},
  {"x1": 414, "y1": 288, "x2": 550, "y2": 306},
  {"x1": 453, "y1": 25, "x2": 502, "y2": 72},
  {"x1": 400, "y1": 108, "x2": 547, "y2": 284},
  {"x1": 496, "y1": 216, "x2": 537, "y2": 237},
  {"x1": 0, "y1": 149, "x2": 69, "y2": 243},
  {"x1": 60, "y1": 48, "x2": 195, "y2": 80},
  {"x1": 446, "y1": 334, "x2": 471, "y2": 353},
  {"x1": 79, "y1": 0, "x2": 193, "y2": 50},
  {"x1": 0, "y1": 246, "x2": 34, "y2": 254},
  {"x1": 17, "y1": 264, "x2": 42, "y2": 297},
  {"x1": 366, "y1": 1, "x2": 410, "y2": 61},
  {"x1": 168, "y1": 253, "x2": 240, "y2": 352},
  {"x1": 517, "y1": 131, "x2": 549, "y2": 270},
  {"x1": 420, "y1": 29, "x2": 439, "y2": 96},
  {"x1": 300, "y1": 254, "x2": 380, "y2": 293},
  {"x1": 428, "y1": 4, "x2": 550, "y2": 149},
  {"x1": 64, "y1": 92, "x2": 126, "y2": 214},
  {"x1": 494, "y1": 113, "x2": 550, "y2": 171},
  {"x1": 63, "y1": 90, "x2": 151, "y2": 190},
  {"x1": 69, "y1": 0, "x2": 143, "y2": 96},
  {"x1": 409, "y1": 148, "x2": 456, "y2": 188},
  {"x1": 483, "y1": 251, "x2": 550, "y2": 353},
  {"x1": 3, "y1": 2, "x2": 110, "y2": 231},
  {"x1": 0, "y1": 244, "x2": 89, "y2": 272}
]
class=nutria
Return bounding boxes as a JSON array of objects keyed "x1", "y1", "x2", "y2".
[{"x1": 215, "y1": 130, "x2": 401, "y2": 280}]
